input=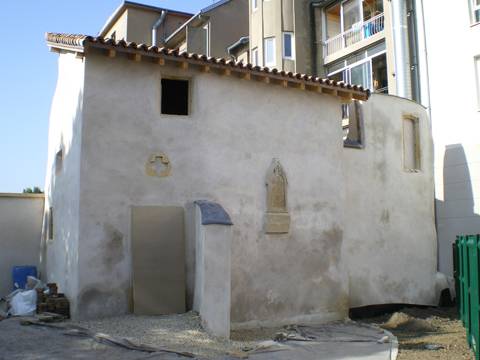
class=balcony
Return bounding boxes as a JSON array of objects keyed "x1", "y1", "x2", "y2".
[{"x1": 324, "y1": 12, "x2": 385, "y2": 59}]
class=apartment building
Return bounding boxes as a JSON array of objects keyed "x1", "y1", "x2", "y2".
[
  {"x1": 248, "y1": 0, "x2": 429, "y2": 103},
  {"x1": 165, "y1": 0, "x2": 248, "y2": 59}
]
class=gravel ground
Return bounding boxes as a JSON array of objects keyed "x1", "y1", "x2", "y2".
[
  {"x1": 360, "y1": 307, "x2": 473, "y2": 360},
  {"x1": 75, "y1": 311, "x2": 282, "y2": 359}
]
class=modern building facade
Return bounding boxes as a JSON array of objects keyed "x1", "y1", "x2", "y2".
[
  {"x1": 164, "y1": 0, "x2": 249, "y2": 59},
  {"x1": 423, "y1": 0, "x2": 480, "y2": 276}
]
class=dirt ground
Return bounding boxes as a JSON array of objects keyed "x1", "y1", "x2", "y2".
[{"x1": 361, "y1": 306, "x2": 473, "y2": 359}]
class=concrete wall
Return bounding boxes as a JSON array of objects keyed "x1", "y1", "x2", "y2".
[
  {"x1": 343, "y1": 94, "x2": 437, "y2": 307},
  {"x1": 42, "y1": 52, "x2": 85, "y2": 316},
  {"x1": 423, "y1": 0, "x2": 480, "y2": 276},
  {"x1": 63, "y1": 50, "x2": 349, "y2": 322},
  {"x1": 0, "y1": 194, "x2": 44, "y2": 297}
]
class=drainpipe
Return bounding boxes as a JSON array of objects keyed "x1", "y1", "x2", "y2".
[
  {"x1": 309, "y1": 1, "x2": 324, "y2": 77},
  {"x1": 391, "y1": 0, "x2": 410, "y2": 98},
  {"x1": 152, "y1": 10, "x2": 168, "y2": 46},
  {"x1": 406, "y1": 0, "x2": 421, "y2": 103}
]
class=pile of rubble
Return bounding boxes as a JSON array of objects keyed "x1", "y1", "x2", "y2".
[{"x1": 0, "y1": 277, "x2": 69, "y2": 320}]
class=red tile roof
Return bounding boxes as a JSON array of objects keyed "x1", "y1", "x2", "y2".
[{"x1": 46, "y1": 33, "x2": 369, "y2": 101}]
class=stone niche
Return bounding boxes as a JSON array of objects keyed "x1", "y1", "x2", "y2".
[{"x1": 264, "y1": 159, "x2": 290, "y2": 234}]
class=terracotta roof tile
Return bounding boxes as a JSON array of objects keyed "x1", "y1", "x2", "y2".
[{"x1": 46, "y1": 33, "x2": 370, "y2": 100}]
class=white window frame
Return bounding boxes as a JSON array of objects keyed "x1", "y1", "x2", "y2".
[
  {"x1": 282, "y1": 32, "x2": 295, "y2": 60},
  {"x1": 252, "y1": 47, "x2": 259, "y2": 66},
  {"x1": 327, "y1": 49, "x2": 387, "y2": 92},
  {"x1": 252, "y1": 0, "x2": 258, "y2": 12},
  {"x1": 264, "y1": 37, "x2": 276, "y2": 67}
]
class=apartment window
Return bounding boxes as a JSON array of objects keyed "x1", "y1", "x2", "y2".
[
  {"x1": 283, "y1": 32, "x2": 294, "y2": 60},
  {"x1": 471, "y1": 0, "x2": 480, "y2": 23},
  {"x1": 343, "y1": 101, "x2": 363, "y2": 148},
  {"x1": 161, "y1": 79, "x2": 189, "y2": 115},
  {"x1": 475, "y1": 57, "x2": 480, "y2": 109},
  {"x1": 327, "y1": 44, "x2": 387, "y2": 93},
  {"x1": 403, "y1": 115, "x2": 421, "y2": 171},
  {"x1": 264, "y1": 37, "x2": 276, "y2": 67},
  {"x1": 252, "y1": 0, "x2": 258, "y2": 11},
  {"x1": 252, "y1": 47, "x2": 259, "y2": 66}
]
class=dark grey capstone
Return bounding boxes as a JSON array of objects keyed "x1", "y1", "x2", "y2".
[{"x1": 194, "y1": 200, "x2": 233, "y2": 226}]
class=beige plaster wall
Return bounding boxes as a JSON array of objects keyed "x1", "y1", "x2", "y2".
[
  {"x1": 0, "y1": 194, "x2": 44, "y2": 297},
  {"x1": 104, "y1": 8, "x2": 190, "y2": 46},
  {"x1": 343, "y1": 94, "x2": 437, "y2": 307},
  {"x1": 104, "y1": 11, "x2": 128, "y2": 41},
  {"x1": 75, "y1": 50, "x2": 349, "y2": 323}
]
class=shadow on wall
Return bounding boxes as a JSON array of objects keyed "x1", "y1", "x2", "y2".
[
  {"x1": 436, "y1": 144, "x2": 480, "y2": 276},
  {"x1": 39, "y1": 87, "x2": 84, "y2": 297}
]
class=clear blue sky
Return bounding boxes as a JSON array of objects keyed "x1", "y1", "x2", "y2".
[{"x1": 0, "y1": 0, "x2": 213, "y2": 193}]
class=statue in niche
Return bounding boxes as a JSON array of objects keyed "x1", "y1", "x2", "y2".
[{"x1": 265, "y1": 159, "x2": 290, "y2": 234}]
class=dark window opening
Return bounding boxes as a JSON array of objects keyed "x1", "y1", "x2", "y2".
[
  {"x1": 161, "y1": 79, "x2": 189, "y2": 115},
  {"x1": 343, "y1": 101, "x2": 363, "y2": 148}
]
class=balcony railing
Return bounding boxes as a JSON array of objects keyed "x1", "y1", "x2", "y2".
[{"x1": 324, "y1": 13, "x2": 385, "y2": 58}]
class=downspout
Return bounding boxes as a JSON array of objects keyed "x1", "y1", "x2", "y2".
[
  {"x1": 406, "y1": 0, "x2": 421, "y2": 102},
  {"x1": 152, "y1": 10, "x2": 168, "y2": 46},
  {"x1": 309, "y1": 1, "x2": 323, "y2": 76},
  {"x1": 391, "y1": 0, "x2": 410, "y2": 98}
]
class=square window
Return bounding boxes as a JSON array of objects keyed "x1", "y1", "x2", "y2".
[
  {"x1": 161, "y1": 79, "x2": 189, "y2": 115},
  {"x1": 264, "y1": 37, "x2": 276, "y2": 67},
  {"x1": 283, "y1": 32, "x2": 294, "y2": 60}
]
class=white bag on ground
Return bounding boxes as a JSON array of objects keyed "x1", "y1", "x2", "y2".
[{"x1": 10, "y1": 289, "x2": 37, "y2": 316}]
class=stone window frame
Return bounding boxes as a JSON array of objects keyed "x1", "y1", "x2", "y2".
[
  {"x1": 402, "y1": 114, "x2": 421, "y2": 172},
  {"x1": 160, "y1": 75, "x2": 192, "y2": 116},
  {"x1": 343, "y1": 100, "x2": 365, "y2": 149}
]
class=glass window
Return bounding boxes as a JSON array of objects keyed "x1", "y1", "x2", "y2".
[
  {"x1": 252, "y1": 0, "x2": 258, "y2": 11},
  {"x1": 342, "y1": 0, "x2": 362, "y2": 31},
  {"x1": 350, "y1": 61, "x2": 371, "y2": 89},
  {"x1": 372, "y1": 53, "x2": 388, "y2": 93},
  {"x1": 283, "y1": 32, "x2": 294, "y2": 59},
  {"x1": 326, "y1": 3, "x2": 342, "y2": 38},
  {"x1": 264, "y1": 37, "x2": 276, "y2": 67}
]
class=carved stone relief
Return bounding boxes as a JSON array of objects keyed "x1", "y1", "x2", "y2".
[
  {"x1": 264, "y1": 159, "x2": 290, "y2": 234},
  {"x1": 145, "y1": 153, "x2": 172, "y2": 177}
]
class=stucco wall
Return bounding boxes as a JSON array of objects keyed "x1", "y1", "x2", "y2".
[
  {"x1": 42, "y1": 52, "x2": 85, "y2": 315},
  {"x1": 75, "y1": 50, "x2": 348, "y2": 323},
  {"x1": 0, "y1": 194, "x2": 44, "y2": 297},
  {"x1": 343, "y1": 94, "x2": 437, "y2": 308},
  {"x1": 423, "y1": 0, "x2": 480, "y2": 276}
]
